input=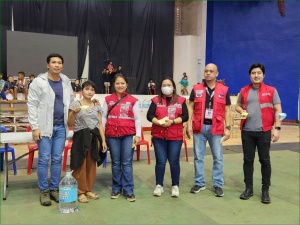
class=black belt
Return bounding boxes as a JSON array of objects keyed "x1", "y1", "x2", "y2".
[{"x1": 204, "y1": 119, "x2": 212, "y2": 125}]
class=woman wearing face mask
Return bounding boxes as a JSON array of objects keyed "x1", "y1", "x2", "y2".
[{"x1": 146, "y1": 77, "x2": 189, "y2": 197}]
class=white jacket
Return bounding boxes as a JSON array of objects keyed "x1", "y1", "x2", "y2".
[{"x1": 27, "y1": 72, "x2": 74, "y2": 137}]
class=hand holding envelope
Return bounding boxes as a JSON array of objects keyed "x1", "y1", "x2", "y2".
[
  {"x1": 220, "y1": 137, "x2": 225, "y2": 143},
  {"x1": 158, "y1": 116, "x2": 169, "y2": 125},
  {"x1": 241, "y1": 111, "x2": 249, "y2": 119},
  {"x1": 80, "y1": 105, "x2": 89, "y2": 110}
]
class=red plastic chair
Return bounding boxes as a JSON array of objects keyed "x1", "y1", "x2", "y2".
[
  {"x1": 136, "y1": 127, "x2": 151, "y2": 164},
  {"x1": 62, "y1": 127, "x2": 73, "y2": 172},
  {"x1": 62, "y1": 140, "x2": 73, "y2": 172},
  {"x1": 26, "y1": 126, "x2": 38, "y2": 175}
]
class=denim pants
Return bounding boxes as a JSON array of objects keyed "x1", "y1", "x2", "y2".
[
  {"x1": 193, "y1": 124, "x2": 224, "y2": 187},
  {"x1": 1, "y1": 90, "x2": 7, "y2": 100},
  {"x1": 106, "y1": 135, "x2": 134, "y2": 195},
  {"x1": 152, "y1": 138, "x2": 182, "y2": 186},
  {"x1": 241, "y1": 130, "x2": 271, "y2": 190},
  {"x1": 37, "y1": 125, "x2": 66, "y2": 191}
]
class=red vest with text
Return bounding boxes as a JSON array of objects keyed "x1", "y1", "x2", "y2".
[
  {"x1": 151, "y1": 96, "x2": 186, "y2": 140},
  {"x1": 240, "y1": 82, "x2": 275, "y2": 131},
  {"x1": 192, "y1": 82, "x2": 228, "y2": 134},
  {"x1": 105, "y1": 93, "x2": 137, "y2": 137}
]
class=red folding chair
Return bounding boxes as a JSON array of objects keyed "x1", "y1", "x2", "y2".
[
  {"x1": 62, "y1": 127, "x2": 73, "y2": 172},
  {"x1": 26, "y1": 126, "x2": 38, "y2": 175},
  {"x1": 136, "y1": 127, "x2": 151, "y2": 164}
]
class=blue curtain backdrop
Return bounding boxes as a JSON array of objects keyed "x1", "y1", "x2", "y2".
[{"x1": 206, "y1": 1, "x2": 299, "y2": 120}]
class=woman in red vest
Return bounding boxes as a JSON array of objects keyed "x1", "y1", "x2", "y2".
[
  {"x1": 102, "y1": 74, "x2": 141, "y2": 202},
  {"x1": 147, "y1": 77, "x2": 188, "y2": 197}
]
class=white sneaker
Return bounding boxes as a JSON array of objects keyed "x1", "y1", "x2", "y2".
[
  {"x1": 153, "y1": 185, "x2": 164, "y2": 196},
  {"x1": 171, "y1": 185, "x2": 179, "y2": 197}
]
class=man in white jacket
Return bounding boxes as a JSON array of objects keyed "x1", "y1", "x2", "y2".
[{"x1": 27, "y1": 53, "x2": 74, "y2": 206}]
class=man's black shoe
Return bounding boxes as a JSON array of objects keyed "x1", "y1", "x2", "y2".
[
  {"x1": 240, "y1": 188, "x2": 253, "y2": 200},
  {"x1": 261, "y1": 190, "x2": 271, "y2": 204}
]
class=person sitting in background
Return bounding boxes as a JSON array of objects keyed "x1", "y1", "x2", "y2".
[
  {"x1": 14, "y1": 71, "x2": 28, "y2": 100},
  {"x1": 28, "y1": 74, "x2": 35, "y2": 89},
  {"x1": 102, "y1": 68, "x2": 110, "y2": 94},
  {"x1": 107, "y1": 60, "x2": 115, "y2": 74},
  {"x1": 0, "y1": 73, "x2": 6, "y2": 100},
  {"x1": 72, "y1": 79, "x2": 82, "y2": 92},
  {"x1": 1, "y1": 75, "x2": 15, "y2": 100},
  {"x1": 116, "y1": 65, "x2": 122, "y2": 75},
  {"x1": 148, "y1": 79, "x2": 156, "y2": 95},
  {"x1": 107, "y1": 61, "x2": 116, "y2": 93},
  {"x1": 180, "y1": 75, "x2": 189, "y2": 95},
  {"x1": 72, "y1": 79, "x2": 82, "y2": 99}
]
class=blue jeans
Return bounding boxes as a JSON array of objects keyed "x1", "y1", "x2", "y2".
[
  {"x1": 152, "y1": 138, "x2": 182, "y2": 186},
  {"x1": 193, "y1": 124, "x2": 224, "y2": 187},
  {"x1": 37, "y1": 125, "x2": 66, "y2": 191},
  {"x1": 106, "y1": 135, "x2": 134, "y2": 195},
  {"x1": 1, "y1": 90, "x2": 7, "y2": 100}
]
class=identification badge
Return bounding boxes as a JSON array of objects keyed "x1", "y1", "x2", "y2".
[
  {"x1": 168, "y1": 106, "x2": 176, "y2": 120},
  {"x1": 205, "y1": 108, "x2": 213, "y2": 119},
  {"x1": 120, "y1": 103, "x2": 130, "y2": 117}
]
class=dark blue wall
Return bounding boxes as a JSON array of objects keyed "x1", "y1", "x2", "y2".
[{"x1": 206, "y1": 1, "x2": 299, "y2": 120}]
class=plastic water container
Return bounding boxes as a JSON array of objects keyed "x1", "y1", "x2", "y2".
[
  {"x1": 142, "y1": 99, "x2": 148, "y2": 111},
  {"x1": 59, "y1": 172, "x2": 78, "y2": 213}
]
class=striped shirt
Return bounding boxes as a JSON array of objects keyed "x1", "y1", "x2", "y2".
[{"x1": 69, "y1": 101, "x2": 102, "y2": 132}]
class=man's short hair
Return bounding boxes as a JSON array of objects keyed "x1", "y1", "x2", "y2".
[
  {"x1": 249, "y1": 63, "x2": 265, "y2": 75},
  {"x1": 47, "y1": 53, "x2": 64, "y2": 64},
  {"x1": 18, "y1": 71, "x2": 25, "y2": 76}
]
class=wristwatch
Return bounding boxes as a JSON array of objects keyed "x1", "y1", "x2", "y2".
[
  {"x1": 274, "y1": 126, "x2": 281, "y2": 130},
  {"x1": 225, "y1": 126, "x2": 231, "y2": 130}
]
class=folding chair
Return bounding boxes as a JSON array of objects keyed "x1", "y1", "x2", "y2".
[
  {"x1": 0, "y1": 126, "x2": 17, "y2": 175},
  {"x1": 26, "y1": 126, "x2": 38, "y2": 175},
  {"x1": 136, "y1": 127, "x2": 151, "y2": 164}
]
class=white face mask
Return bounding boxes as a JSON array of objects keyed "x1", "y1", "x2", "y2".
[{"x1": 161, "y1": 86, "x2": 173, "y2": 95}]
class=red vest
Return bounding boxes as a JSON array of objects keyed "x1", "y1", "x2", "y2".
[
  {"x1": 192, "y1": 82, "x2": 228, "y2": 134},
  {"x1": 151, "y1": 96, "x2": 186, "y2": 140},
  {"x1": 240, "y1": 82, "x2": 275, "y2": 131},
  {"x1": 105, "y1": 93, "x2": 137, "y2": 137}
]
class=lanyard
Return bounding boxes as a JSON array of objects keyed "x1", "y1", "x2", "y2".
[{"x1": 206, "y1": 87, "x2": 214, "y2": 109}]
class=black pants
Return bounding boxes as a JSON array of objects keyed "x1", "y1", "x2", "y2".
[{"x1": 241, "y1": 130, "x2": 271, "y2": 190}]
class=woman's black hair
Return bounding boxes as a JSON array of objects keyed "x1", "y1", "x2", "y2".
[
  {"x1": 158, "y1": 77, "x2": 178, "y2": 104},
  {"x1": 113, "y1": 74, "x2": 128, "y2": 84},
  {"x1": 81, "y1": 80, "x2": 96, "y2": 89}
]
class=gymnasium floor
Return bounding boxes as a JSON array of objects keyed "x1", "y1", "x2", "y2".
[{"x1": 1, "y1": 124, "x2": 299, "y2": 224}]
